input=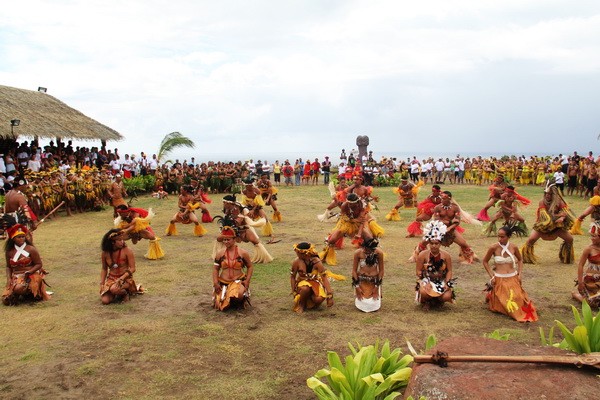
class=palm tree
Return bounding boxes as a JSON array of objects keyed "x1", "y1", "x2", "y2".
[{"x1": 156, "y1": 131, "x2": 195, "y2": 162}]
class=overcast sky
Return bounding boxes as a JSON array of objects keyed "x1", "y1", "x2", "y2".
[{"x1": 1, "y1": 0, "x2": 599, "y2": 161}]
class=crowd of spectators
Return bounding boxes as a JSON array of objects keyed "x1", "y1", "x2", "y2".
[{"x1": 0, "y1": 138, "x2": 596, "y2": 198}]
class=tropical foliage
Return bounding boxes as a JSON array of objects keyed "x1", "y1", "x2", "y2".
[
  {"x1": 307, "y1": 340, "x2": 413, "y2": 400},
  {"x1": 123, "y1": 175, "x2": 156, "y2": 195},
  {"x1": 540, "y1": 300, "x2": 600, "y2": 353},
  {"x1": 156, "y1": 131, "x2": 195, "y2": 162}
]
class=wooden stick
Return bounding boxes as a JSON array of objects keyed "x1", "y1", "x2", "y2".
[
  {"x1": 39, "y1": 201, "x2": 66, "y2": 224},
  {"x1": 413, "y1": 351, "x2": 600, "y2": 370}
]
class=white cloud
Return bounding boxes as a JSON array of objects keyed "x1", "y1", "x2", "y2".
[{"x1": 1, "y1": 0, "x2": 600, "y2": 160}]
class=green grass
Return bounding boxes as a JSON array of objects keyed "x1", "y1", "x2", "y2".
[{"x1": 0, "y1": 182, "x2": 591, "y2": 399}]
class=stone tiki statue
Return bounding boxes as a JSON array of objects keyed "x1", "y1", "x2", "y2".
[{"x1": 356, "y1": 135, "x2": 369, "y2": 162}]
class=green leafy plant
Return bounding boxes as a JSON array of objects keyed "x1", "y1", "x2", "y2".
[
  {"x1": 539, "y1": 325, "x2": 569, "y2": 349},
  {"x1": 307, "y1": 340, "x2": 413, "y2": 400},
  {"x1": 540, "y1": 301, "x2": 600, "y2": 353},
  {"x1": 156, "y1": 131, "x2": 195, "y2": 162},
  {"x1": 123, "y1": 175, "x2": 156, "y2": 194},
  {"x1": 554, "y1": 301, "x2": 600, "y2": 354},
  {"x1": 424, "y1": 334, "x2": 437, "y2": 351},
  {"x1": 483, "y1": 329, "x2": 511, "y2": 341}
]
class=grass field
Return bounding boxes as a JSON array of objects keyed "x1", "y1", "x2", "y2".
[{"x1": 0, "y1": 182, "x2": 592, "y2": 399}]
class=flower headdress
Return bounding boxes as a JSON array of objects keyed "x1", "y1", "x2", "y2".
[{"x1": 422, "y1": 220, "x2": 447, "y2": 242}]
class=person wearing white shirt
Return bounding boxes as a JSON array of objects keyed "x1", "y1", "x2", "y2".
[
  {"x1": 410, "y1": 160, "x2": 420, "y2": 182},
  {"x1": 148, "y1": 155, "x2": 159, "y2": 175},
  {"x1": 456, "y1": 159, "x2": 465, "y2": 184},
  {"x1": 337, "y1": 162, "x2": 346, "y2": 180},
  {"x1": 59, "y1": 161, "x2": 70, "y2": 175},
  {"x1": 122, "y1": 154, "x2": 133, "y2": 178},
  {"x1": 561, "y1": 153, "x2": 569, "y2": 173},
  {"x1": 138, "y1": 153, "x2": 148, "y2": 175},
  {"x1": 17, "y1": 148, "x2": 30, "y2": 169},
  {"x1": 553, "y1": 170, "x2": 565, "y2": 193},
  {"x1": 262, "y1": 160, "x2": 271, "y2": 180},
  {"x1": 109, "y1": 156, "x2": 121, "y2": 175},
  {"x1": 247, "y1": 159, "x2": 256, "y2": 175},
  {"x1": 421, "y1": 160, "x2": 431, "y2": 184},
  {"x1": 27, "y1": 154, "x2": 41, "y2": 172},
  {"x1": 434, "y1": 159, "x2": 445, "y2": 183}
]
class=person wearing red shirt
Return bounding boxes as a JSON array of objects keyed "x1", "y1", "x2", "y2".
[{"x1": 311, "y1": 158, "x2": 321, "y2": 185}]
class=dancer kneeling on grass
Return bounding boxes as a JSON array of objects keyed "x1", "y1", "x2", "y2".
[
  {"x1": 2, "y1": 224, "x2": 50, "y2": 306},
  {"x1": 291, "y1": 242, "x2": 344, "y2": 313},
  {"x1": 100, "y1": 229, "x2": 144, "y2": 305},
  {"x1": 212, "y1": 226, "x2": 253, "y2": 311},
  {"x1": 415, "y1": 220, "x2": 456, "y2": 309},
  {"x1": 352, "y1": 238, "x2": 384, "y2": 312},
  {"x1": 482, "y1": 225, "x2": 538, "y2": 322},
  {"x1": 572, "y1": 221, "x2": 600, "y2": 308},
  {"x1": 520, "y1": 179, "x2": 575, "y2": 264}
]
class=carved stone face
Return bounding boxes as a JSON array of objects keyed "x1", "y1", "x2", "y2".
[{"x1": 356, "y1": 135, "x2": 369, "y2": 146}]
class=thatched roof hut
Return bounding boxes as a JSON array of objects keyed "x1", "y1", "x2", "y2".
[{"x1": 0, "y1": 85, "x2": 123, "y2": 142}]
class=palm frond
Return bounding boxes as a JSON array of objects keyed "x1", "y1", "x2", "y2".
[{"x1": 157, "y1": 131, "x2": 196, "y2": 161}]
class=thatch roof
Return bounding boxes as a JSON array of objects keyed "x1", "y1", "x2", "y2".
[{"x1": 0, "y1": 85, "x2": 123, "y2": 142}]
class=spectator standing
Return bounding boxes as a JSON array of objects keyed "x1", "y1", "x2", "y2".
[
  {"x1": 553, "y1": 169, "x2": 565, "y2": 193},
  {"x1": 456, "y1": 158, "x2": 465, "y2": 184},
  {"x1": 410, "y1": 159, "x2": 420, "y2": 182},
  {"x1": 434, "y1": 158, "x2": 445, "y2": 183},
  {"x1": 363, "y1": 163, "x2": 374, "y2": 186},
  {"x1": 262, "y1": 160, "x2": 271, "y2": 180},
  {"x1": 255, "y1": 160, "x2": 263, "y2": 177},
  {"x1": 561, "y1": 153, "x2": 569, "y2": 173},
  {"x1": 17, "y1": 145, "x2": 30, "y2": 171},
  {"x1": 138, "y1": 153, "x2": 148, "y2": 175},
  {"x1": 122, "y1": 154, "x2": 133, "y2": 178},
  {"x1": 148, "y1": 154, "x2": 159, "y2": 176},
  {"x1": 322, "y1": 156, "x2": 332, "y2": 185},
  {"x1": 273, "y1": 161, "x2": 281, "y2": 185},
  {"x1": 311, "y1": 158, "x2": 320, "y2": 185},
  {"x1": 27, "y1": 154, "x2": 41, "y2": 172},
  {"x1": 5, "y1": 153, "x2": 16, "y2": 174},
  {"x1": 294, "y1": 159, "x2": 302, "y2": 186},
  {"x1": 282, "y1": 161, "x2": 294, "y2": 186},
  {"x1": 247, "y1": 159, "x2": 256, "y2": 176}
]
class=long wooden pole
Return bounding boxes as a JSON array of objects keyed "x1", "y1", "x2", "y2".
[
  {"x1": 39, "y1": 201, "x2": 66, "y2": 224},
  {"x1": 413, "y1": 351, "x2": 600, "y2": 370}
]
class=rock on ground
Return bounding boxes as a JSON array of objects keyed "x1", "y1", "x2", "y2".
[{"x1": 404, "y1": 336, "x2": 599, "y2": 400}]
